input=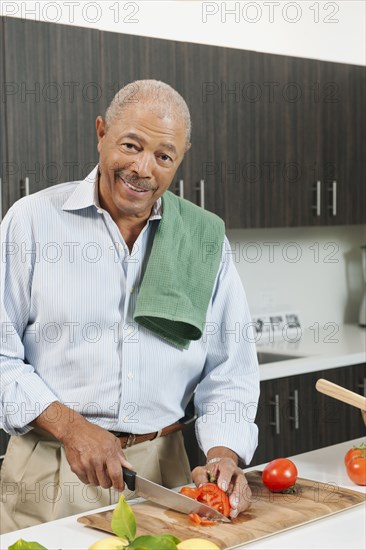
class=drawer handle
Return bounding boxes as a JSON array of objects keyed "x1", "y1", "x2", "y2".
[
  {"x1": 328, "y1": 180, "x2": 337, "y2": 216},
  {"x1": 312, "y1": 180, "x2": 321, "y2": 216},
  {"x1": 269, "y1": 394, "x2": 280, "y2": 435},
  {"x1": 195, "y1": 179, "x2": 205, "y2": 209},
  {"x1": 288, "y1": 389, "x2": 300, "y2": 429}
]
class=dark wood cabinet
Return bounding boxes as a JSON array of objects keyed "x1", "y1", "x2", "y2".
[
  {"x1": 251, "y1": 364, "x2": 366, "y2": 466},
  {"x1": 314, "y1": 61, "x2": 366, "y2": 226},
  {"x1": 1, "y1": 17, "x2": 101, "y2": 208},
  {"x1": 1, "y1": 17, "x2": 364, "y2": 227},
  {"x1": 0, "y1": 18, "x2": 8, "y2": 218}
]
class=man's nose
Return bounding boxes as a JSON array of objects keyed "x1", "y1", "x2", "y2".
[{"x1": 133, "y1": 152, "x2": 154, "y2": 178}]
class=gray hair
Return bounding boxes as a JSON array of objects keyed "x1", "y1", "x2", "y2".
[{"x1": 105, "y1": 79, "x2": 191, "y2": 148}]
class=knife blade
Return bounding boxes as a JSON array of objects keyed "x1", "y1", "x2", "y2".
[{"x1": 122, "y1": 467, "x2": 231, "y2": 522}]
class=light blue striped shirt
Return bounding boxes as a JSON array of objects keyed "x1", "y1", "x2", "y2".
[{"x1": 0, "y1": 166, "x2": 259, "y2": 464}]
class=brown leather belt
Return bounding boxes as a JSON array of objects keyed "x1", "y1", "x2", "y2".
[{"x1": 110, "y1": 421, "x2": 184, "y2": 449}]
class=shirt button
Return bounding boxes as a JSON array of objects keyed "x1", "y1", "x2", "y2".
[
  {"x1": 123, "y1": 416, "x2": 129, "y2": 423},
  {"x1": 127, "y1": 327, "x2": 134, "y2": 335},
  {"x1": 97, "y1": 209, "x2": 103, "y2": 214},
  {"x1": 130, "y1": 287, "x2": 134, "y2": 294},
  {"x1": 127, "y1": 372, "x2": 134, "y2": 380}
]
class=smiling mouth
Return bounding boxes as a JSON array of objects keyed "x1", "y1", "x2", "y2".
[
  {"x1": 117, "y1": 174, "x2": 151, "y2": 193},
  {"x1": 125, "y1": 180, "x2": 149, "y2": 193}
]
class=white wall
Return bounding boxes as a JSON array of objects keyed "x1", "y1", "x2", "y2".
[
  {"x1": 2, "y1": 1, "x2": 365, "y2": 65},
  {"x1": 3, "y1": 1, "x2": 365, "y2": 325},
  {"x1": 227, "y1": 225, "x2": 365, "y2": 328}
]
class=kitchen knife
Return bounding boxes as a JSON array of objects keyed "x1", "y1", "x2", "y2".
[{"x1": 122, "y1": 467, "x2": 231, "y2": 522}]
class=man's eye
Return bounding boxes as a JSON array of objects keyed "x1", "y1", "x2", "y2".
[
  {"x1": 123, "y1": 143, "x2": 138, "y2": 150},
  {"x1": 160, "y1": 154, "x2": 172, "y2": 162}
]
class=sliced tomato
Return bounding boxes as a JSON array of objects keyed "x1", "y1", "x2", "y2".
[
  {"x1": 179, "y1": 486, "x2": 201, "y2": 499},
  {"x1": 197, "y1": 483, "x2": 231, "y2": 517},
  {"x1": 188, "y1": 513, "x2": 202, "y2": 526},
  {"x1": 188, "y1": 513, "x2": 216, "y2": 526},
  {"x1": 199, "y1": 517, "x2": 216, "y2": 526}
]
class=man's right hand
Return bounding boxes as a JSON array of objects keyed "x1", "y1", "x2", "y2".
[{"x1": 31, "y1": 401, "x2": 133, "y2": 491}]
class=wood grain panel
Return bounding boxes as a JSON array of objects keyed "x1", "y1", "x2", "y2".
[{"x1": 78, "y1": 471, "x2": 366, "y2": 549}]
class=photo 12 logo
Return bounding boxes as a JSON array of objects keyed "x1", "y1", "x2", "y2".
[
  {"x1": 201, "y1": 2, "x2": 340, "y2": 24},
  {"x1": 0, "y1": 2, "x2": 140, "y2": 24}
]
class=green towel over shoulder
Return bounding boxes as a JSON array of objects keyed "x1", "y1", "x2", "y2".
[{"x1": 134, "y1": 190, "x2": 225, "y2": 350}]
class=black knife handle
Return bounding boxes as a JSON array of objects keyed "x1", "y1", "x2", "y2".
[{"x1": 122, "y1": 466, "x2": 136, "y2": 491}]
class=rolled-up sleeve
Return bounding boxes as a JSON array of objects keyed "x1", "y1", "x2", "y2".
[
  {"x1": 194, "y1": 237, "x2": 260, "y2": 465},
  {"x1": 0, "y1": 207, "x2": 59, "y2": 435}
]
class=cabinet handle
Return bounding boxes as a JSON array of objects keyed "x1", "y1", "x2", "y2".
[
  {"x1": 328, "y1": 180, "x2": 337, "y2": 216},
  {"x1": 269, "y1": 394, "x2": 280, "y2": 435},
  {"x1": 178, "y1": 179, "x2": 184, "y2": 199},
  {"x1": 20, "y1": 177, "x2": 30, "y2": 198},
  {"x1": 288, "y1": 389, "x2": 300, "y2": 429},
  {"x1": 357, "y1": 377, "x2": 366, "y2": 397},
  {"x1": 195, "y1": 179, "x2": 205, "y2": 209},
  {"x1": 312, "y1": 180, "x2": 321, "y2": 216}
]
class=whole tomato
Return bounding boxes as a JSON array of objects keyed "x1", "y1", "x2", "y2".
[
  {"x1": 345, "y1": 442, "x2": 366, "y2": 486},
  {"x1": 262, "y1": 458, "x2": 298, "y2": 492}
]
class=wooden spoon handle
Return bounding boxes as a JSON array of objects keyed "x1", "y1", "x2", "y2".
[{"x1": 316, "y1": 378, "x2": 366, "y2": 411}]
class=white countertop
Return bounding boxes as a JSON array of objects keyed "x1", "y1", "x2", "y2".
[
  {"x1": 256, "y1": 323, "x2": 365, "y2": 381},
  {"x1": 1, "y1": 438, "x2": 365, "y2": 550}
]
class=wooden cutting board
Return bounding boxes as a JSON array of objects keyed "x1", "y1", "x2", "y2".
[{"x1": 78, "y1": 471, "x2": 366, "y2": 548}]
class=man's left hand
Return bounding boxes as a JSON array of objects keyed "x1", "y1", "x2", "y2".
[{"x1": 191, "y1": 457, "x2": 252, "y2": 518}]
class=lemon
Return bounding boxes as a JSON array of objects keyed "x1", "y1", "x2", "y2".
[
  {"x1": 88, "y1": 535, "x2": 129, "y2": 549},
  {"x1": 177, "y1": 538, "x2": 221, "y2": 550}
]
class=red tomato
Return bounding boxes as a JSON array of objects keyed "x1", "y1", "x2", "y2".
[
  {"x1": 262, "y1": 458, "x2": 298, "y2": 492},
  {"x1": 188, "y1": 513, "x2": 216, "y2": 526},
  {"x1": 181, "y1": 482, "x2": 231, "y2": 519},
  {"x1": 345, "y1": 443, "x2": 366, "y2": 486},
  {"x1": 179, "y1": 486, "x2": 200, "y2": 499},
  {"x1": 197, "y1": 483, "x2": 231, "y2": 517},
  {"x1": 188, "y1": 512, "x2": 202, "y2": 526}
]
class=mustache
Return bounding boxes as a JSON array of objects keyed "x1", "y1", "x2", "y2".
[{"x1": 114, "y1": 169, "x2": 157, "y2": 191}]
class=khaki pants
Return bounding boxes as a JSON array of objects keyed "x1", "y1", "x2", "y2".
[{"x1": 0, "y1": 429, "x2": 192, "y2": 534}]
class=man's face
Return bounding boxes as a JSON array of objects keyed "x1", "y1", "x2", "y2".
[{"x1": 96, "y1": 103, "x2": 188, "y2": 222}]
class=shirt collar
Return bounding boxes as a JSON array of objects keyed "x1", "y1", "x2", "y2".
[{"x1": 62, "y1": 165, "x2": 162, "y2": 220}]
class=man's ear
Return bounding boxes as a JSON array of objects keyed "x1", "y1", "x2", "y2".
[
  {"x1": 185, "y1": 142, "x2": 192, "y2": 153},
  {"x1": 96, "y1": 116, "x2": 107, "y2": 152}
]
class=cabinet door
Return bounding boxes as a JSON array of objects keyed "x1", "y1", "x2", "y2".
[
  {"x1": 314, "y1": 365, "x2": 365, "y2": 447},
  {"x1": 178, "y1": 41, "x2": 241, "y2": 218},
  {"x1": 256, "y1": 55, "x2": 319, "y2": 228},
  {"x1": 251, "y1": 378, "x2": 287, "y2": 465},
  {"x1": 2, "y1": 18, "x2": 101, "y2": 211},
  {"x1": 351, "y1": 363, "x2": 366, "y2": 435},
  {"x1": 0, "y1": 18, "x2": 8, "y2": 218},
  {"x1": 316, "y1": 61, "x2": 366, "y2": 225},
  {"x1": 352, "y1": 363, "x2": 366, "y2": 398}
]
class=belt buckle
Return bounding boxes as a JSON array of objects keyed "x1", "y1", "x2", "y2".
[{"x1": 125, "y1": 433, "x2": 136, "y2": 448}]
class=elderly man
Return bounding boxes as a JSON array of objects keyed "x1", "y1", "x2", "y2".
[{"x1": 0, "y1": 80, "x2": 259, "y2": 533}]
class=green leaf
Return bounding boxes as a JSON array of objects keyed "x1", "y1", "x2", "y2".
[
  {"x1": 111, "y1": 495, "x2": 137, "y2": 542},
  {"x1": 279, "y1": 485, "x2": 297, "y2": 494},
  {"x1": 8, "y1": 540, "x2": 48, "y2": 550},
  {"x1": 128, "y1": 534, "x2": 180, "y2": 550}
]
